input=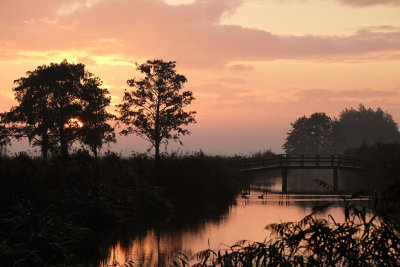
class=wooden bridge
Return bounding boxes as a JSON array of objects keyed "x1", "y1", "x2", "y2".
[{"x1": 239, "y1": 154, "x2": 366, "y2": 193}]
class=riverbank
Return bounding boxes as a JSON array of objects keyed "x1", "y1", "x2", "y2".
[{"x1": 0, "y1": 152, "x2": 249, "y2": 266}]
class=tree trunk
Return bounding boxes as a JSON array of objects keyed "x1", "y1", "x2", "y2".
[
  {"x1": 41, "y1": 132, "x2": 49, "y2": 160},
  {"x1": 155, "y1": 137, "x2": 160, "y2": 163},
  {"x1": 154, "y1": 137, "x2": 161, "y2": 182},
  {"x1": 59, "y1": 126, "x2": 68, "y2": 158},
  {"x1": 155, "y1": 94, "x2": 161, "y2": 164},
  {"x1": 92, "y1": 146, "x2": 98, "y2": 158}
]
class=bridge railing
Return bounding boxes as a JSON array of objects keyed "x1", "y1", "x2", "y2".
[{"x1": 241, "y1": 154, "x2": 366, "y2": 170}]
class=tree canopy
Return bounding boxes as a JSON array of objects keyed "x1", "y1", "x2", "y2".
[
  {"x1": 283, "y1": 105, "x2": 400, "y2": 154},
  {"x1": 3, "y1": 60, "x2": 114, "y2": 158},
  {"x1": 283, "y1": 112, "x2": 334, "y2": 154},
  {"x1": 78, "y1": 77, "x2": 116, "y2": 157},
  {"x1": 336, "y1": 104, "x2": 400, "y2": 151},
  {"x1": 117, "y1": 59, "x2": 196, "y2": 160}
]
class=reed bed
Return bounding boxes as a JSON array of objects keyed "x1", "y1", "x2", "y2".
[{"x1": 0, "y1": 151, "x2": 248, "y2": 266}]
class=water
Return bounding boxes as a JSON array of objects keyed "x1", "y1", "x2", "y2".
[{"x1": 102, "y1": 172, "x2": 371, "y2": 266}]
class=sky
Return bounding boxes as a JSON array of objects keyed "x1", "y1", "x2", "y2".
[{"x1": 1, "y1": 0, "x2": 400, "y2": 155}]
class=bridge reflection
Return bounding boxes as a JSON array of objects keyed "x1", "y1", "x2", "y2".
[{"x1": 240, "y1": 154, "x2": 366, "y2": 193}]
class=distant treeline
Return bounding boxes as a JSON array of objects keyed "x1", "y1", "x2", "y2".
[{"x1": 284, "y1": 104, "x2": 400, "y2": 154}]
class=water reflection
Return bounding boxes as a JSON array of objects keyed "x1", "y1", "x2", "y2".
[{"x1": 101, "y1": 175, "x2": 371, "y2": 266}]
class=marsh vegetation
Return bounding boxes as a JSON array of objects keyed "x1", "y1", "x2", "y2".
[{"x1": 0, "y1": 152, "x2": 247, "y2": 266}]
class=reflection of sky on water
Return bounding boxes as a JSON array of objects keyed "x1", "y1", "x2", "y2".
[{"x1": 102, "y1": 175, "x2": 371, "y2": 266}]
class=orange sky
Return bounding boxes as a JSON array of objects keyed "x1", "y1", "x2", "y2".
[{"x1": 1, "y1": 0, "x2": 400, "y2": 155}]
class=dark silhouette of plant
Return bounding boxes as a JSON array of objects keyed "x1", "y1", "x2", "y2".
[
  {"x1": 0, "y1": 118, "x2": 10, "y2": 147},
  {"x1": 2, "y1": 60, "x2": 113, "y2": 159},
  {"x1": 184, "y1": 202, "x2": 400, "y2": 266},
  {"x1": 348, "y1": 142, "x2": 400, "y2": 190},
  {"x1": 117, "y1": 60, "x2": 196, "y2": 161},
  {"x1": 78, "y1": 77, "x2": 116, "y2": 158},
  {"x1": 0, "y1": 153, "x2": 245, "y2": 266},
  {"x1": 336, "y1": 104, "x2": 400, "y2": 152},
  {"x1": 283, "y1": 112, "x2": 335, "y2": 154},
  {"x1": 283, "y1": 105, "x2": 400, "y2": 154}
]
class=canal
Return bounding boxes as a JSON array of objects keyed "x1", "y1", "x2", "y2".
[{"x1": 102, "y1": 169, "x2": 371, "y2": 266}]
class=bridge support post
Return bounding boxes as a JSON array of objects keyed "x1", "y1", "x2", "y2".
[
  {"x1": 333, "y1": 168, "x2": 338, "y2": 191},
  {"x1": 282, "y1": 168, "x2": 288, "y2": 194}
]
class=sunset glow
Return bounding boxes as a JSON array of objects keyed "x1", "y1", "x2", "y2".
[
  {"x1": 64, "y1": 118, "x2": 84, "y2": 129},
  {"x1": 1, "y1": 0, "x2": 400, "y2": 154},
  {"x1": 2, "y1": 2, "x2": 400, "y2": 265}
]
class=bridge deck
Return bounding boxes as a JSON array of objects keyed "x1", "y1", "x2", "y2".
[{"x1": 240, "y1": 154, "x2": 366, "y2": 173}]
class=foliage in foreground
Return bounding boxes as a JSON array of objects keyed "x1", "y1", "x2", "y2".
[
  {"x1": 174, "y1": 200, "x2": 400, "y2": 267},
  {"x1": 0, "y1": 152, "x2": 247, "y2": 266},
  {"x1": 0, "y1": 153, "x2": 171, "y2": 266}
]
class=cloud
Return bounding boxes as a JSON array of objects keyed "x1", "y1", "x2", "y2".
[
  {"x1": 335, "y1": 0, "x2": 400, "y2": 7},
  {"x1": 362, "y1": 26, "x2": 400, "y2": 32},
  {"x1": 215, "y1": 77, "x2": 248, "y2": 84},
  {"x1": 1, "y1": 0, "x2": 400, "y2": 68},
  {"x1": 0, "y1": 0, "x2": 59, "y2": 24},
  {"x1": 56, "y1": 0, "x2": 103, "y2": 16},
  {"x1": 229, "y1": 64, "x2": 254, "y2": 71},
  {"x1": 193, "y1": 83, "x2": 251, "y2": 102},
  {"x1": 24, "y1": 17, "x2": 58, "y2": 26},
  {"x1": 59, "y1": 1, "x2": 400, "y2": 67},
  {"x1": 296, "y1": 88, "x2": 398, "y2": 102},
  {"x1": 277, "y1": 0, "x2": 400, "y2": 7}
]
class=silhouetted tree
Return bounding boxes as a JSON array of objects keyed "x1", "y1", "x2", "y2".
[
  {"x1": 4, "y1": 60, "x2": 113, "y2": 159},
  {"x1": 283, "y1": 112, "x2": 334, "y2": 154},
  {"x1": 284, "y1": 105, "x2": 400, "y2": 155},
  {"x1": 118, "y1": 60, "x2": 196, "y2": 161},
  {"x1": 79, "y1": 78, "x2": 115, "y2": 157},
  {"x1": 336, "y1": 104, "x2": 400, "y2": 151},
  {"x1": 350, "y1": 142, "x2": 400, "y2": 186}
]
